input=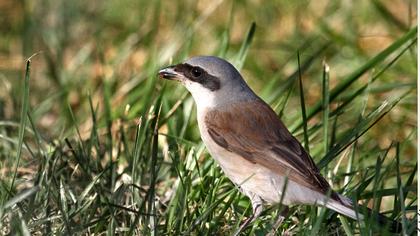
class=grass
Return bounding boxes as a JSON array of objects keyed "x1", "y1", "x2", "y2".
[{"x1": 0, "y1": 0, "x2": 417, "y2": 235}]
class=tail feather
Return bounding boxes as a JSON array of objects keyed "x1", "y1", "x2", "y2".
[
  {"x1": 326, "y1": 197, "x2": 363, "y2": 220},
  {"x1": 325, "y1": 194, "x2": 402, "y2": 233}
]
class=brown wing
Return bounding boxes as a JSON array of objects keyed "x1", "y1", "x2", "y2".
[{"x1": 205, "y1": 99, "x2": 340, "y2": 201}]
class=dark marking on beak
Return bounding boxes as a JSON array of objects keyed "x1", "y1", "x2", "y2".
[{"x1": 158, "y1": 66, "x2": 180, "y2": 80}]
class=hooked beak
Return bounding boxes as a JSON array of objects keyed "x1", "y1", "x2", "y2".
[{"x1": 158, "y1": 66, "x2": 181, "y2": 81}]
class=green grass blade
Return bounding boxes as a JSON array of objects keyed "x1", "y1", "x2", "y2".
[
  {"x1": 3, "y1": 186, "x2": 40, "y2": 210},
  {"x1": 395, "y1": 143, "x2": 408, "y2": 235},
  {"x1": 147, "y1": 101, "x2": 162, "y2": 235},
  {"x1": 291, "y1": 26, "x2": 417, "y2": 132},
  {"x1": 339, "y1": 216, "x2": 354, "y2": 236},
  {"x1": 309, "y1": 207, "x2": 327, "y2": 236},
  {"x1": 234, "y1": 21, "x2": 256, "y2": 70},
  {"x1": 10, "y1": 59, "x2": 32, "y2": 192},
  {"x1": 264, "y1": 42, "x2": 330, "y2": 104},
  {"x1": 318, "y1": 91, "x2": 410, "y2": 169},
  {"x1": 331, "y1": 38, "x2": 417, "y2": 117},
  {"x1": 372, "y1": 0, "x2": 409, "y2": 31},
  {"x1": 297, "y1": 52, "x2": 310, "y2": 153},
  {"x1": 322, "y1": 62, "x2": 330, "y2": 156}
]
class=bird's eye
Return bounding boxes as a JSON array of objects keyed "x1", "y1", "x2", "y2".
[{"x1": 191, "y1": 67, "x2": 202, "y2": 78}]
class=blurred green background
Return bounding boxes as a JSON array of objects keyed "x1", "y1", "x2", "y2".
[
  {"x1": 0, "y1": 0, "x2": 417, "y2": 235},
  {"x1": 0, "y1": 0, "x2": 417, "y2": 136},
  {"x1": 0, "y1": 0, "x2": 417, "y2": 141}
]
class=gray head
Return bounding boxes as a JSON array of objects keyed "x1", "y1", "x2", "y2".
[{"x1": 158, "y1": 56, "x2": 256, "y2": 109}]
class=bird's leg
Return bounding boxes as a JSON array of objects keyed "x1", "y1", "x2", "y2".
[
  {"x1": 233, "y1": 193, "x2": 263, "y2": 236},
  {"x1": 268, "y1": 206, "x2": 290, "y2": 236}
]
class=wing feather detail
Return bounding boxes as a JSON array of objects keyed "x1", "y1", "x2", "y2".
[{"x1": 204, "y1": 99, "x2": 340, "y2": 201}]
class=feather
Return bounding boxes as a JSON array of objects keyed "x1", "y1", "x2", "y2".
[{"x1": 204, "y1": 98, "x2": 342, "y2": 203}]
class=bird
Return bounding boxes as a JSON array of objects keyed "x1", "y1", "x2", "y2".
[{"x1": 158, "y1": 55, "x2": 400, "y2": 234}]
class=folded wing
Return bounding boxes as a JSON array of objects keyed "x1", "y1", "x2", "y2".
[{"x1": 205, "y1": 99, "x2": 341, "y2": 202}]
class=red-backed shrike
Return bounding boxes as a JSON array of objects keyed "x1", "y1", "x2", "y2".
[{"x1": 158, "y1": 56, "x2": 399, "y2": 234}]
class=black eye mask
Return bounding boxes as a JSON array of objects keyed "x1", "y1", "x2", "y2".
[{"x1": 174, "y1": 63, "x2": 221, "y2": 91}]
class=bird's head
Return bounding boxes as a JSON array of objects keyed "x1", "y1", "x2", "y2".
[{"x1": 158, "y1": 56, "x2": 255, "y2": 109}]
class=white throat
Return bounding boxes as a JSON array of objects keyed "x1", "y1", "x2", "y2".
[{"x1": 184, "y1": 80, "x2": 218, "y2": 110}]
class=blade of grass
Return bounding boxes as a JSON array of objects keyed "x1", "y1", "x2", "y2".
[
  {"x1": 318, "y1": 91, "x2": 411, "y2": 169},
  {"x1": 322, "y1": 61, "x2": 330, "y2": 156},
  {"x1": 67, "y1": 104, "x2": 88, "y2": 159},
  {"x1": 331, "y1": 38, "x2": 417, "y2": 117},
  {"x1": 395, "y1": 143, "x2": 408, "y2": 235},
  {"x1": 403, "y1": 163, "x2": 417, "y2": 201},
  {"x1": 59, "y1": 179, "x2": 72, "y2": 235},
  {"x1": 10, "y1": 58, "x2": 32, "y2": 193},
  {"x1": 372, "y1": 0, "x2": 409, "y2": 31},
  {"x1": 358, "y1": 186, "x2": 416, "y2": 200},
  {"x1": 369, "y1": 153, "x2": 385, "y2": 231},
  {"x1": 3, "y1": 186, "x2": 40, "y2": 210},
  {"x1": 297, "y1": 52, "x2": 310, "y2": 153},
  {"x1": 187, "y1": 187, "x2": 236, "y2": 234},
  {"x1": 147, "y1": 101, "x2": 162, "y2": 236},
  {"x1": 309, "y1": 206, "x2": 327, "y2": 236},
  {"x1": 339, "y1": 216, "x2": 354, "y2": 236},
  {"x1": 165, "y1": 164, "x2": 189, "y2": 234},
  {"x1": 103, "y1": 80, "x2": 115, "y2": 191},
  {"x1": 234, "y1": 21, "x2": 256, "y2": 70},
  {"x1": 212, "y1": 191, "x2": 238, "y2": 230},
  {"x1": 291, "y1": 26, "x2": 417, "y2": 132},
  {"x1": 343, "y1": 141, "x2": 357, "y2": 189},
  {"x1": 264, "y1": 42, "x2": 330, "y2": 104},
  {"x1": 276, "y1": 79, "x2": 295, "y2": 119}
]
